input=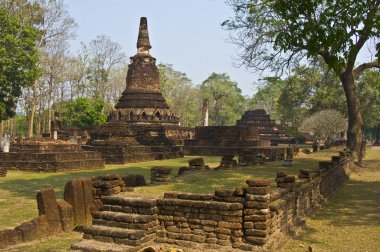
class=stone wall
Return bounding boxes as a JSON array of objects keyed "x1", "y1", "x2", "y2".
[
  {"x1": 72, "y1": 152, "x2": 354, "y2": 251},
  {"x1": 0, "y1": 174, "x2": 126, "y2": 250}
]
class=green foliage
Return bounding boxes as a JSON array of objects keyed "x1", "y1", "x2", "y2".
[
  {"x1": 225, "y1": 0, "x2": 380, "y2": 154},
  {"x1": 200, "y1": 73, "x2": 245, "y2": 126},
  {"x1": 0, "y1": 7, "x2": 40, "y2": 120},
  {"x1": 158, "y1": 63, "x2": 201, "y2": 127},
  {"x1": 300, "y1": 109, "x2": 347, "y2": 142},
  {"x1": 224, "y1": 0, "x2": 380, "y2": 74},
  {"x1": 60, "y1": 96, "x2": 106, "y2": 129},
  {"x1": 357, "y1": 69, "x2": 380, "y2": 131},
  {"x1": 247, "y1": 77, "x2": 285, "y2": 121}
]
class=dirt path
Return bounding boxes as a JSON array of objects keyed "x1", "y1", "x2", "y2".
[{"x1": 283, "y1": 148, "x2": 380, "y2": 252}]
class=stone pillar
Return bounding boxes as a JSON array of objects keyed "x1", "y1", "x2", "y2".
[
  {"x1": 244, "y1": 178, "x2": 272, "y2": 246},
  {"x1": 36, "y1": 189, "x2": 62, "y2": 233},
  {"x1": 57, "y1": 200, "x2": 75, "y2": 231},
  {"x1": 201, "y1": 99, "x2": 209, "y2": 126},
  {"x1": 63, "y1": 178, "x2": 93, "y2": 227}
]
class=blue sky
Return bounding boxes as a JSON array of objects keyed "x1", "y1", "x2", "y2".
[{"x1": 64, "y1": 0, "x2": 258, "y2": 96}]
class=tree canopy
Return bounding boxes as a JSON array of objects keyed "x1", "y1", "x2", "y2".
[
  {"x1": 224, "y1": 0, "x2": 380, "y2": 159},
  {"x1": 200, "y1": 73, "x2": 246, "y2": 126},
  {"x1": 0, "y1": 7, "x2": 40, "y2": 121},
  {"x1": 60, "y1": 96, "x2": 106, "y2": 130}
]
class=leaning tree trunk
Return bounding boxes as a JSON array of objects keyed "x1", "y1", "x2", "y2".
[{"x1": 340, "y1": 71, "x2": 363, "y2": 163}]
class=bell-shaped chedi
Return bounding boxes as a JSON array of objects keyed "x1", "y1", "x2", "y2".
[
  {"x1": 111, "y1": 17, "x2": 179, "y2": 125},
  {"x1": 84, "y1": 17, "x2": 193, "y2": 164}
]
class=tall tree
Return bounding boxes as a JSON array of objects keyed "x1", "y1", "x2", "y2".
[
  {"x1": 224, "y1": 0, "x2": 380, "y2": 161},
  {"x1": 200, "y1": 73, "x2": 245, "y2": 126},
  {"x1": 158, "y1": 63, "x2": 201, "y2": 127},
  {"x1": 0, "y1": 7, "x2": 40, "y2": 121},
  {"x1": 12, "y1": 0, "x2": 77, "y2": 137},
  {"x1": 80, "y1": 35, "x2": 126, "y2": 100}
]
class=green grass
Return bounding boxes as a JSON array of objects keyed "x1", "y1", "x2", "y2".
[
  {"x1": 1, "y1": 147, "x2": 370, "y2": 251},
  {"x1": 283, "y1": 147, "x2": 380, "y2": 252}
]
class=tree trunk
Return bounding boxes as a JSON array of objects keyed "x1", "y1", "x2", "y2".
[
  {"x1": 27, "y1": 82, "x2": 37, "y2": 138},
  {"x1": 340, "y1": 71, "x2": 363, "y2": 163}
]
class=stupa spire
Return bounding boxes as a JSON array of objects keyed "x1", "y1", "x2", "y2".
[{"x1": 137, "y1": 17, "x2": 152, "y2": 53}]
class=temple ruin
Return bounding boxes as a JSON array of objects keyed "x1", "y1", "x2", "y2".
[
  {"x1": 83, "y1": 17, "x2": 194, "y2": 164},
  {"x1": 184, "y1": 109, "x2": 292, "y2": 162},
  {"x1": 236, "y1": 109, "x2": 291, "y2": 145},
  {"x1": 0, "y1": 138, "x2": 104, "y2": 172}
]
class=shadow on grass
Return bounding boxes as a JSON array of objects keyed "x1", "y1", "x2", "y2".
[{"x1": 313, "y1": 179, "x2": 380, "y2": 227}]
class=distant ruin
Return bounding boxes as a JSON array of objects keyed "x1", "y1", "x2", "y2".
[
  {"x1": 0, "y1": 138, "x2": 104, "y2": 172},
  {"x1": 84, "y1": 17, "x2": 194, "y2": 164},
  {"x1": 184, "y1": 109, "x2": 292, "y2": 161},
  {"x1": 236, "y1": 109, "x2": 290, "y2": 145}
]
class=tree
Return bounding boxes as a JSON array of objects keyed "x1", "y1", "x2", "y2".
[
  {"x1": 224, "y1": 0, "x2": 380, "y2": 160},
  {"x1": 200, "y1": 73, "x2": 245, "y2": 126},
  {"x1": 158, "y1": 63, "x2": 201, "y2": 127},
  {"x1": 60, "y1": 96, "x2": 107, "y2": 130},
  {"x1": 247, "y1": 77, "x2": 284, "y2": 120},
  {"x1": 300, "y1": 109, "x2": 347, "y2": 144},
  {"x1": 0, "y1": 7, "x2": 40, "y2": 121},
  {"x1": 80, "y1": 35, "x2": 126, "y2": 100},
  {"x1": 356, "y1": 69, "x2": 380, "y2": 135}
]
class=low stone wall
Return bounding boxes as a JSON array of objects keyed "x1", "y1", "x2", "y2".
[
  {"x1": 0, "y1": 174, "x2": 127, "y2": 250},
  {"x1": 72, "y1": 151, "x2": 354, "y2": 251}
]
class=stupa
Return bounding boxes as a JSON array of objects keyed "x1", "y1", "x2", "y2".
[
  {"x1": 84, "y1": 17, "x2": 193, "y2": 164},
  {"x1": 108, "y1": 17, "x2": 179, "y2": 125}
]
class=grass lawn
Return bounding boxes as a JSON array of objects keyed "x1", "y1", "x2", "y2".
[
  {"x1": 283, "y1": 147, "x2": 380, "y2": 252},
  {"x1": 2, "y1": 147, "x2": 377, "y2": 251}
]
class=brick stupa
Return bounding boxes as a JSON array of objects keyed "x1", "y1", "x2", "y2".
[
  {"x1": 84, "y1": 17, "x2": 193, "y2": 164},
  {"x1": 109, "y1": 17, "x2": 179, "y2": 125}
]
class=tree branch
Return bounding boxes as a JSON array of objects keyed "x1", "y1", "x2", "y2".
[{"x1": 353, "y1": 61, "x2": 380, "y2": 77}]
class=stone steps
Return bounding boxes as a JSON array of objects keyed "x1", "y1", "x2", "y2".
[
  {"x1": 72, "y1": 196, "x2": 159, "y2": 250},
  {"x1": 71, "y1": 239, "x2": 136, "y2": 252},
  {"x1": 93, "y1": 211, "x2": 157, "y2": 224},
  {"x1": 83, "y1": 225, "x2": 145, "y2": 240}
]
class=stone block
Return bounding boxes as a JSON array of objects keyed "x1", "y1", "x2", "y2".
[
  {"x1": 0, "y1": 229, "x2": 22, "y2": 249},
  {"x1": 64, "y1": 179, "x2": 86, "y2": 226},
  {"x1": 15, "y1": 221, "x2": 38, "y2": 242},
  {"x1": 245, "y1": 186, "x2": 271, "y2": 195},
  {"x1": 284, "y1": 176, "x2": 296, "y2": 183},
  {"x1": 276, "y1": 171, "x2": 287, "y2": 177},
  {"x1": 81, "y1": 178, "x2": 94, "y2": 226},
  {"x1": 246, "y1": 178, "x2": 272, "y2": 187},
  {"x1": 32, "y1": 215, "x2": 51, "y2": 239},
  {"x1": 234, "y1": 187, "x2": 246, "y2": 196},
  {"x1": 36, "y1": 188, "x2": 62, "y2": 233},
  {"x1": 214, "y1": 189, "x2": 235, "y2": 197},
  {"x1": 188, "y1": 158, "x2": 205, "y2": 166},
  {"x1": 57, "y1": 200, "x2": 74, "y2": 231}
]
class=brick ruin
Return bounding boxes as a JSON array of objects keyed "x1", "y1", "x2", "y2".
[
  {"x1": 0, "y1": 138, "x2": 104, "y2": 172},
  {"x1": 69, "y1": 151, "x2": 353, "y2": 251},
  {"x1": 184, "y1": 125, "x2": 290, "y2": 162},
  {"x1": 84, "y1": 17, "x2": 194, "y2": 164},
  {"x1": 236, "y1": 109, "x2": 291, "y2": 145},
  {"x1": 0, "y1": 151, "x2": 353, "y2": 251}
]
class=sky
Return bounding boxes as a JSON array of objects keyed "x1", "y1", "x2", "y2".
[{"x1": 64, "y1": 0, "x2": 258, "y2": 96}]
